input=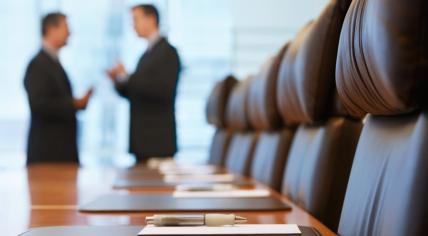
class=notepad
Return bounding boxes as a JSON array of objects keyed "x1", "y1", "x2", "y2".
[
  {"x1": 138, "y1": 224, "x2": 301, "y2": 235},
  {"x1": 173, "y1": 189, "x2": 271, "y2": 198},
  {"x1": 164, "y1": 174, "x2": 236, "y2": 183}
]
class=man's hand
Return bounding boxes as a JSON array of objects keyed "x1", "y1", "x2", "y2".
[
  {"x1": 106, "y1": 67, "x2": 118, "y2": 82},
  {"x1": 73, "y1": 88, "x2": 93, "y2": 110},
  {"x1": 115, "y1": 62, "x2": 126, "y2": 76},
  {"x1": 106, "y1": 62, "x2": 127, "y2": 82}
]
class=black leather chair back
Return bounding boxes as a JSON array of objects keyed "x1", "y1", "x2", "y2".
[
  {"x1": 225, "y1": 77, "x2": 259, "y2": 176},
  {"x1": 205, "y1": 76, "x2": 238, "y2": 166},
  {"x1": 277, "y1": 0, "x2": 362, "y2": 231},
  {"x1": 336, "y1": 0, "x2": 428, "y2": 235},
  {"x1": 248, "y1": 44, "x2": 295, "y2": 191}
]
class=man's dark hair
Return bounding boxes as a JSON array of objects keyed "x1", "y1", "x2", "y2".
[
  {"x1": 133, "y1": 4, "x2": 160, "y2": 27},
  {"x1": 41, "y1": 12, "x2": 66, "y2": 37}
]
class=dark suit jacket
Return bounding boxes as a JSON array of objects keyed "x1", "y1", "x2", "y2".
[
  {"x1": 24, "y1": 50, "x2": 78, "y2": 164},
  {"x1": 115, "y1": 37, "x2": 181, "y2": 159}
]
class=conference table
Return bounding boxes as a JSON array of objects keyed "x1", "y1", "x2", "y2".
[{"x1": 0, "y1": 164, "x2": 336, "y2": 236}]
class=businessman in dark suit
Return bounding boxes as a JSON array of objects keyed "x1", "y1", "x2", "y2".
[
  {"x1": 24, "y1": 13, "x2": 93, "y2": 164},
  {"x1": 107, "y1": 4, "x2": 181, "y2": 163}
]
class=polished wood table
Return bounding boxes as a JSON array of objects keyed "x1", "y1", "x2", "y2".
[{"x1": 0, "y1": 164, "x2": 336, "y2": 236}]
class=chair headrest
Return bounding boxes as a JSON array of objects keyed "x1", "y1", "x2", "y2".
[
  {"x1": 206, "y1": 75, "x2": 238, "y2": 128},
  {"x1": 247, "y1": 43, "x2": 290, "y2": 130},
  {"x1": 336, "y1": 0, "x2": 428, "y2": 117},
  {"x1": 276, "y1": 0, "x2": 352, "y2": 125},
  {"x1": 330, "y1": 92, "x2": 356, "y2": 118},
  {"x1": 225, "y1": 77, "x2": 254, "y2": 131}
]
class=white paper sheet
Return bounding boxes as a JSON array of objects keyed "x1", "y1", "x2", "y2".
[
  {"x1": 164, "y1": 174, "x2": 236, "y2": 183},
  {"x1": 147, "y1": 158, "x2": 176, "y2": 169},
  {"x1": 160, "y1": 168, "x2": 218, "y2": 175},
  {"x1": 139, "y1": 224, "x2": 301, "y2": 235},
  {"x1": 173, "y1": 189, "x2": 271, "y2": 198},
  {"x1": 175, "y1": 183, "x2": 237, "y2": 192},
  {"x1": 159, "y1": 164, "x2": 218, "y2": 174}
]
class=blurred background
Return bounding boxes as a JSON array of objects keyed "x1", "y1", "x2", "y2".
[{"x1": 0, "y1": 0, "x2": 327, "y2": 168}]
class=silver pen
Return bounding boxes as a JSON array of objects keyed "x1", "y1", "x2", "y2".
[{"x1": 146, "y1": 214, "x2": 247, "y2": 226}]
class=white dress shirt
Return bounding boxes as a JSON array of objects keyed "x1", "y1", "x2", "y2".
[{"x1": 42, "y1": 41, "x2": 60, "y2": 62}]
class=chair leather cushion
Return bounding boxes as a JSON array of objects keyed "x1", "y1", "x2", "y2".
[
  {"x1": 282, "y1": 117, "x2": 362, "y2": 231},
  {"x1": 225, "y1": 132, "x2": 259, "y2": 176},
  {"x1": 339, "y1": 112, "x2": 428, "y2": 236},
  {"x1": 250, "y1": 128, "x2": 294, "y2": 191},
  {"x1": 226, "y1": 78, "x2": 253, "y2": 131},
  {"x1": 277, "y1": 0, "x2": 351, "y2": 125},
  {"x1": 207, "y1": 129, "x2": 233, "y2": 166},
  {"x1": 248, "y1": 43, "x2": 289, "y2": 130},
  {"x1": 336, "y1": 0, "x2": 428, "y2": 117},
  {"x1": 206, "y1": 75, "x2": 238, "y2": 128}
]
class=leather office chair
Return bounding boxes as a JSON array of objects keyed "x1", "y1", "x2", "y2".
[
  {"x1": 247, "y1": 43, "x2": 295, "y2": 192},
  {"x1": 277, "y1": 0, "x2": 362, "y2": 231},
  {"x1": 205, "y1": 75, "x2": 238, "y2": 166},
  {"x1": 336, "y1": 0, "x2": 428, "y2": 235},
  {"x1": 224, "y1": 77, "x2": 259, "y2": 176}
]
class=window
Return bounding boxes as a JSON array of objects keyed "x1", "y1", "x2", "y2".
[{"x1": 0, "y1": 0, "x2": 326, "y2": 168}]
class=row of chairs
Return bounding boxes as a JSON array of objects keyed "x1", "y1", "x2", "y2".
[{"x1": 206, "y1": 0, "x2": 428, "y2": 235}]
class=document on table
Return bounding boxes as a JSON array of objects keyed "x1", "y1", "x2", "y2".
[
  {"x1": 159, "y1": 165, "x2": 218, "y2": 175},
  {"x1": 160, "y1": 168, "x2": 218, "y2": 175},
  {"x1": 173, "y1": 189, "x2": 271, "y2": 198},
  {"x1": 158, "y1": 164, "x2": 218, "y2": 173},
  {"x1": 139, "y1": 224, "x2": 302, "y2": 235},
  {"x1": 164, "y1": 174, "x2": 236, "y2": 183},
  {"x1": 175, "y1": 183, "x2": 237, "y2": 192}
]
